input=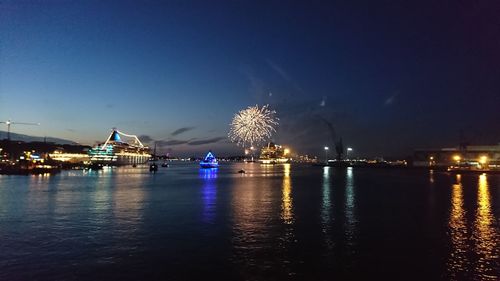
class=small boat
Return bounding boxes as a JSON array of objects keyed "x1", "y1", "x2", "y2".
[
  {"x1": 149, "y1": 142, "x2": 159, "y2": 173},
  {"x1": 161, "y1": 162, "x2": 169, "y2": 167},
  {"x1": 200, "y1": 151, "x2": 219, "y2": 168},
  {"x1": 149, "y1": 163, "x2": 158, "y2": 172}
]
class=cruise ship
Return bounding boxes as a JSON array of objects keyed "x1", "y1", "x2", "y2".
[
  {"x1": 88, "y1": 129, "x2": 151, "y2": 165},
  {"x1": 258, "y1": 142, "x2": 291, "y2": 164}
]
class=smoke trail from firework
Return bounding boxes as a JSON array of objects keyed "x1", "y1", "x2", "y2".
[{"x1": 229, "y1": 104, "x2": 279, "y2": 147}]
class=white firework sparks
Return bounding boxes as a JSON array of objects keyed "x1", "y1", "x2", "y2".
[{"x1": 229, "y1": 104, "x2": 279, "y2": 147}]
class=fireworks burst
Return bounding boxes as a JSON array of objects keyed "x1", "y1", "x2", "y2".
[{"x1": 229, "y1": 104, "x2": 279, "y2": 147}]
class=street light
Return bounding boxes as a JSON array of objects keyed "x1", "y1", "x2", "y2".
[
  {"x1": 324, "y1": 146, "x2": 329, "y2": 164},
  {"x1": 479, "y1": 155, "x2": 488, "y2": 165},
  {"x1": 250, "y1": 146, "x2": 255, "y2": 162}
]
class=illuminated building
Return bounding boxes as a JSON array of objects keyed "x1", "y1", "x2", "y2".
[
  {"x1": 49, "y1": 150, "x2": 90, "y2": 163},
  {"x1": 413, "y1": 143, "x2": 500, "y2": 169},
  {"x1": 88, "y1": 129, "x2": 151, "y2": 165}
]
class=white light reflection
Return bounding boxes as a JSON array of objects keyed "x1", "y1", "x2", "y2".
[
  {"x1": 322, "y1": 167, "x2": 331, "y2": 224},
  {"x1": 345, "y1": 167, "x2": 356, "y2": 244},
  {"x1": 111, "y1": 170, "x2": 147, "y2": 237},
  {"x1": 231, "y1": 164, "x2": 275, "y2": 276},
  {"x1": 27, "y1": 173, "x2": 59, "y2": 217},
  {"x1": 321, "y1": 166, "x2": 333, "y2": 249},
  {"x1": 93, "y1": 176, "x2": 112, "y2": 214},
  {"x1": 281, "y1": 164, "x2": 293, "y2": 224}
]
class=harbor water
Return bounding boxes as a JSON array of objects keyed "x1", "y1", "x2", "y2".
[{"x1": 0, "y1": 163, "x2": 498, "y2": 280}]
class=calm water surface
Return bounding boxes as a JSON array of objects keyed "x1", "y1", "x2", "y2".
[{"x1": 0, "y1": 163, "x2": 498, "y2": 280}]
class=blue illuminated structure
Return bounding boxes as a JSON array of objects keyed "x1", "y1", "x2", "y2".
[
  {"x1": 111, "y1": 130, "x2": 122, "y2": 142},
  {"x1": 200, "y1": 151, "x2": 219, "y2": 168}
]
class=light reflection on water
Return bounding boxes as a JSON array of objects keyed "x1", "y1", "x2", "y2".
[
  {"x1": 27, "y1": 174, "x2": 58, "y2": 211},
  {"x1": 200, "y1": 168, "x2": 217, "y2": 224},
  {"x1": 447, "y1": 173, "x2": 499, "y2": 280},
  {"x1": 345, "y1": 167, "x2": 356, "y2": 246},
  {"x1": 473, "y1": 174, "x2": 498, "y2": 280},
  {"x1": 0, "y1": 165, "x2": 498, "y2": 280},
  {"x1": 86, "y1": 168, "x2": 149, "y2": 248},
  {"x1": 281, "y1": 164, "x2": 293, "y2": 224},
  {"x1": 230, "y1": 164, "x2": 274, "y2": 245},
  {"x1": 230, "y1": 163, "x2": 297, "y2": 277},
  {"x1": 279, "y1": 164, "x2": 296, "y2": 276},
  {"x1": 447, "y1": 175, "x2": 468, "y2": 280},
  {"x1": 93, "y1": 178, "x2": 112, "y2": 214},
  {"x1": 321, "y1": 166, "x2": 333, "y2": 249},
  {"x1": 429, "y1": 169, "x2": 435, "y2": 184},
  {"x1": 112, "y1": 173, "x2": 147, "y2": 228}
]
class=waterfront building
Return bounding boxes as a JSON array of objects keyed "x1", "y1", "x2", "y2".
[
  {"x1": 0, "y1": 140, "x2": 89, "y2": 162},
  {"x1": 413, "y1": 143, "x2": 500, "y2": 168},
  {"x1": 49, "y1": 150, "x2": 90, "y2": 163},
  {"x1": 295, "y1": 154, "x2": 318, "y2": 163},
  {"x1": 0, "y1": 148, "x2": 6, "y2": 163}
]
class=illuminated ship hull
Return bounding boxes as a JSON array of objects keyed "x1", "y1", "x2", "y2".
[
  {"x1": 258, "y1": 158, "x2": 290, "y2": 164},
  {"x1": 200, "y1": 162, "x2": 218, "y2": 168},
  {"x1": 88, "y1": 130, "x2": 151, "y2": 166}
]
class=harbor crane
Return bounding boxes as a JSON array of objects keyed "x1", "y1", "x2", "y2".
[{"x1": 0, "y1": 119, "x2": 40, "y2": 141}]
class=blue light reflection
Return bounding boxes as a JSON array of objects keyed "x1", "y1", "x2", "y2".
[{"x1": 199, "y1": 168, "x2": 218, "y2": 223}]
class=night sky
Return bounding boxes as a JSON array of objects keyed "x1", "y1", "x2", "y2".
[{"x1": 1, "y1": 1, "x2": 499, "y2": 157}]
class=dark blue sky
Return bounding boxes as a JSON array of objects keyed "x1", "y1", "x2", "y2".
[{"x1": 1, "y1": 1, "x2": 499, "y2": 157}]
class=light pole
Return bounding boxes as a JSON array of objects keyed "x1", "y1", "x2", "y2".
[
  {"x1": 346, "y1": 147, "x2": 353, "y2": 160},
  {"x1": 324, "y1": 146, "x2": 329, "y2": 165},
  {"x1": 479, "y1": 155, "x2": 488, "y2": 169}
]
